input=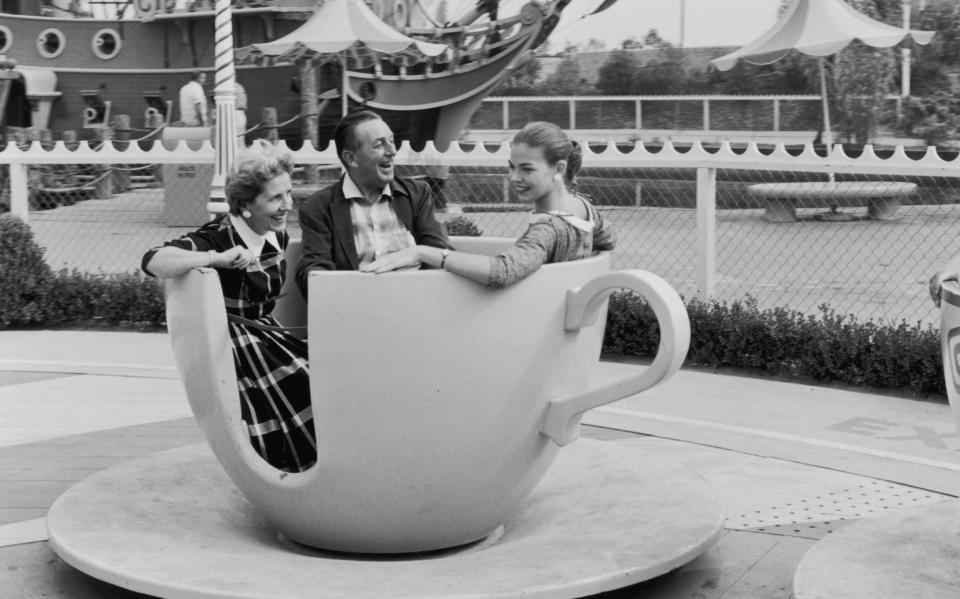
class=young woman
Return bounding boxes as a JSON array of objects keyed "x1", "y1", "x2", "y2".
[
  {"x1": 142, "y1": 140, "x2": 314, "y2": 472},
  {"x1": 360, "y1": 121, "x2": 616, "y2": 286}
]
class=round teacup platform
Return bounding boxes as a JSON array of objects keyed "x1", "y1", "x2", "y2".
[
  {"x1": 793, "y1": 499, "x2": 960, "y2": 599},
  {"x1": 47, "y1": 439, "x2": 724, "y2": 599}
]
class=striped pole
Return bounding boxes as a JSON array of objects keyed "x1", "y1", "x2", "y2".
[{"x1": 208, "y1": 0, "x2": 238, "y2": 214}]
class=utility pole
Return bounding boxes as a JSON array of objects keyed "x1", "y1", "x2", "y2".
[
  {"x1": 902, "y1": 0, "x2": 912, "y2": 101},
  {"x1": 679, "y1": 0, "x2": 685, "y2": 48}
]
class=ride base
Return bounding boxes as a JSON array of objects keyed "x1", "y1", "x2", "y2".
[{"x1": 47, "y1": 439, "x2": 724, "y2": 599}]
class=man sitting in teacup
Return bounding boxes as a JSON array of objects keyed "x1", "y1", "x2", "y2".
[{"x1": 295, "y1": 110, "x2": 452, "y2": 297}]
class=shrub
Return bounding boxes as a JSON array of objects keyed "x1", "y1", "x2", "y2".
[
  {"x1": 901, "y1": 92, "x2": 960, "y2": 148},
  {"x1": 42, "y1": 269, "x2": 165, "y2": 329},
  {"x1": 604, "y1": 292, "x2": 944, "y2": 398},
  {"x1": 0, "y1": 215, "x2": 164, "y2": 329},
  {"x1": 0, "y1": 214, "x2": 54, "y2": 326},
  {"x1": 444, "y1": 216, "x2": 484, "y2": 237}
]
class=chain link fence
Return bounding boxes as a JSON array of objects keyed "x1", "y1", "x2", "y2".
[{"x1": 3, "y1": 145, "x2": 958, "y2": 327}]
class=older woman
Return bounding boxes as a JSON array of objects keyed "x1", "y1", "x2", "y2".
[
  {"x1": 360, "y1": 121, "x2": 616, "y2": 286},
  {"x1": 142, "y1": 140, "x2": 314, "y2": 472}
]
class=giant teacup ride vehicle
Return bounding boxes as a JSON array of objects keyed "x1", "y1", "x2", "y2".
[
  {"x1": 46, "y1": 237, "x2": 726, "y2": 598},
  {"x1": 790, "y1": 281, "x2": 960, "y2": 599},
  {"x1": 0, "y1": 0, "x2": 564, "y2": 149}
]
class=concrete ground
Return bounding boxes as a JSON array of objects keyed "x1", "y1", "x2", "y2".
[{"x1": 1, "y1": 330, "x2": 957, "y2": 598}]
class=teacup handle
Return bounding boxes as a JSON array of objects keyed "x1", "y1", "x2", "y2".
[{"x1": 540, "y1": 270, "x2": 690, "y2": 446}]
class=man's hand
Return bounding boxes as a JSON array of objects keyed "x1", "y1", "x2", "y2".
[{"x1": 360, "y1": 246, "x2": 423, "y2": 274}]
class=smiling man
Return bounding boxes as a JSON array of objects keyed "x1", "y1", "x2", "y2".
[{"x1": 295, "y1": 110, "x2": 452, "y2": 298}]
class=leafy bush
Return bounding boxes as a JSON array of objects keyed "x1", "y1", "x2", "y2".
[
  {"x1": 0, "y1": 215, "x2": 54, "y2": 326},
  {"x1": 604, "y1": 293, "x2": 943, "y2": 398},
  {"x1": 0, "y1": 215, "x2": 164, "y2": 329},
  {"x1": 901, "y1": 92, "x2": 960, "y2": 148},
  {"x1": 444, "y1": 215, "x2": 484, "y2": 237},
  {"x1": 42, "y1": 269, "x2": 165, "y2": 329}
]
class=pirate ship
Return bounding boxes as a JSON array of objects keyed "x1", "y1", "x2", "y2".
[{"x1": 0, "y1": 0, "x2": 571, "y2": 147}]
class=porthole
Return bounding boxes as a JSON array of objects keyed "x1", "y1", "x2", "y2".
[
  {"x1": 92, "y1": 28, "x2": 121, "y2": 60},
  {"x1": 37, "y1": 28, "x2": 65, "y2": 59},
  {"x1": 359, "y1": 81, "x2": 377, "y2": 102},
  {"x1": 0, "y1": 26, "x2": 11, "y2": 54}
]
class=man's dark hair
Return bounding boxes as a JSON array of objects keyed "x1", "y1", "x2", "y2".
[{"x1": 333, "y1": 110, "x2": 383, "y2": 166}]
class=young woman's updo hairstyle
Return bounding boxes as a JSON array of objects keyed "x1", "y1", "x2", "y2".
[
  {"x1": 225, "y1": 139, "x2": 294, "y2": 215},
  {"x1": 512, "y1": 121, "x2": 583, "y2": 191}
]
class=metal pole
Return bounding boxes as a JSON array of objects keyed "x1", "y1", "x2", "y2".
[
  {"x1": 209, "y1": 0, "x2": 238, "y2": 214},
  {"x1": 901, "y1": 0, "x2": 912, "y2": 119},
  {"x1": 342, "y1": 51, "x2": 349, "y2": 117},
  {"x1": 695, "y1": 167, "x2": 716, "y2": 299},
  {"x1": 679, "y1": 0, "x2": 685, "y2": 48},
  {"x1": 818, "y1": 58, "x2": 833, "y2": 148},
  {"x1": 9, "y1": 163, "x2": 28, "y2": 224}
]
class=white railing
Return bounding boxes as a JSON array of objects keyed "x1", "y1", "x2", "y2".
[
  {"x1": 466, "y1": 94, "x2": 911, "y2": 145},
  {"x1": 479, "y1": 94, "x2": 823, "y2": 131},
  {"x1": 4, "y1": 138, "x2": 959, "y2": 303}
]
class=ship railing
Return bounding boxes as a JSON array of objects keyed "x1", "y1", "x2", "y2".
[
  {"x1": 402, "y1": 9, "x2": 531, "y2": 70},
  {"x1": 403, "y1": 10, "x2": 525, "y2": 40}
]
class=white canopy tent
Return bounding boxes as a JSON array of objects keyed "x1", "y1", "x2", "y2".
[
  {"x1": 711, "y1": 0, "x2": 935, "y2": 148},
  {"x1": 236, "y1": 0, "x2": 448, "y2": 117}
]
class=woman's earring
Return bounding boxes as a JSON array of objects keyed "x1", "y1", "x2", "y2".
[{"x1": 241, "y1": 209, "x2": 252, "y2": 219}]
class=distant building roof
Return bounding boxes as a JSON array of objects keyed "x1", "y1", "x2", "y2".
[{"x1": 536, "y1": 46, "x2": 738, "y2": 86}]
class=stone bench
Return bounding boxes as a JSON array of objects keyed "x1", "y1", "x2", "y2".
[{"x1": 747, "y1": 181, "x2": 918, "y2": 222}]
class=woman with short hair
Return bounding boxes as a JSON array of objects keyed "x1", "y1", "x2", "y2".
[{"x1": 142, "y1": 139, "x2": 314, "y2": 472}]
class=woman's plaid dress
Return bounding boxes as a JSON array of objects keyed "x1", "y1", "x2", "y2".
[{"x1": 143, "y1": 216, "x2": 316, "y2": 472}]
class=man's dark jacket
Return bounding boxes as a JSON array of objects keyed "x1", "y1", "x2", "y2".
[{"x1": 295, "y1": 176, "x2": 453, "y2": 297}]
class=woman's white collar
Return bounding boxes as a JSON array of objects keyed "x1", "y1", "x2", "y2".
[{"x1": 229, "y1": 214, "x2": 279, "y2": 256}]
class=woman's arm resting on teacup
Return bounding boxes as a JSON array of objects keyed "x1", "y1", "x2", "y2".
[
  {"x1": 360, "y1": 246, "x2": 491, "y2": 285},
  {"x1": 144, "y1": 246, "x2": 253, "y2": 279},
  {"x1": 929, "y1": 255, "x2": 960, "y2": 307}
]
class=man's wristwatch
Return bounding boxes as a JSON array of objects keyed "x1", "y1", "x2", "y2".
[{"x1": 440, "y1": 249, "x2": 451, "y2": 269}]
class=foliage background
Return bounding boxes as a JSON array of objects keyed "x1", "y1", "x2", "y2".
[{"x1": 489, "y1": 0, "x2": 960, "y2": 147}]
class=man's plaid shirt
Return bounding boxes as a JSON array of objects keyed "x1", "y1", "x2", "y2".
[{"x1": 343, "y1": 175, "x2": 417, "y2": 268}]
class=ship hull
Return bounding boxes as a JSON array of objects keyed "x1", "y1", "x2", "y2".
[{"x1": 1, "y1": 4, "x2": 546, "y2": 148}]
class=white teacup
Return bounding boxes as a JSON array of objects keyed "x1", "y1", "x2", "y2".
[
  {"x1": 939, "y1": 280, "x2": 960, "y2": 434},
  {"x1": 165, "y1": 237, "x2": 689, "y2": 553}
]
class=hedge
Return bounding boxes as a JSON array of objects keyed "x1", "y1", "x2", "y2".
[
  {"x1": 0, "y1": 215, "x2": 165, "y2": 330},
  {"x1": 605, "y1": 291, "x2": 944, "y2": 398}
]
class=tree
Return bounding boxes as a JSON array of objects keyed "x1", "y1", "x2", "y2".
[
  {"x1": 595, "y1": 50, "x2": 638, "y2": 95},
  {"x1": 581, "y1": 38, "x2": 606, "y2": 52},
  {"x1": 643, "y1": 29, "x2": 671, "y2": 49},
  {"x1": 829, "y1": 0, "x2": 899, "y2": 143},
  {"x1": 633, "y1": 49, "x2": 687, "y2": 95},
  {"x1": 492, "y1": 54, "x2": 543, "y2": 95},
  {"x1": 541, "y1": 51, "x2": 591, "y2": 95}
]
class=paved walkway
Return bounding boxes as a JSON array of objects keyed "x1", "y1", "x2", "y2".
[{"x1": 0, "y1": 330, "x2": 957, "y2": 598}]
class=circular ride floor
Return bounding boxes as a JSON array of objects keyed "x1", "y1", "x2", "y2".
[
  {"x1": 47, "y1": 439, "x2": 724, "y2": 599},
  {"x1": 793, "y1": 499, "x2": 960, "y2": 599}
]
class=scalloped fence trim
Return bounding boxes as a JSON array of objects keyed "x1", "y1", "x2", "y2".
[{"x1": 2, "y1": 139, "x2": 960, "y2": 177}]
